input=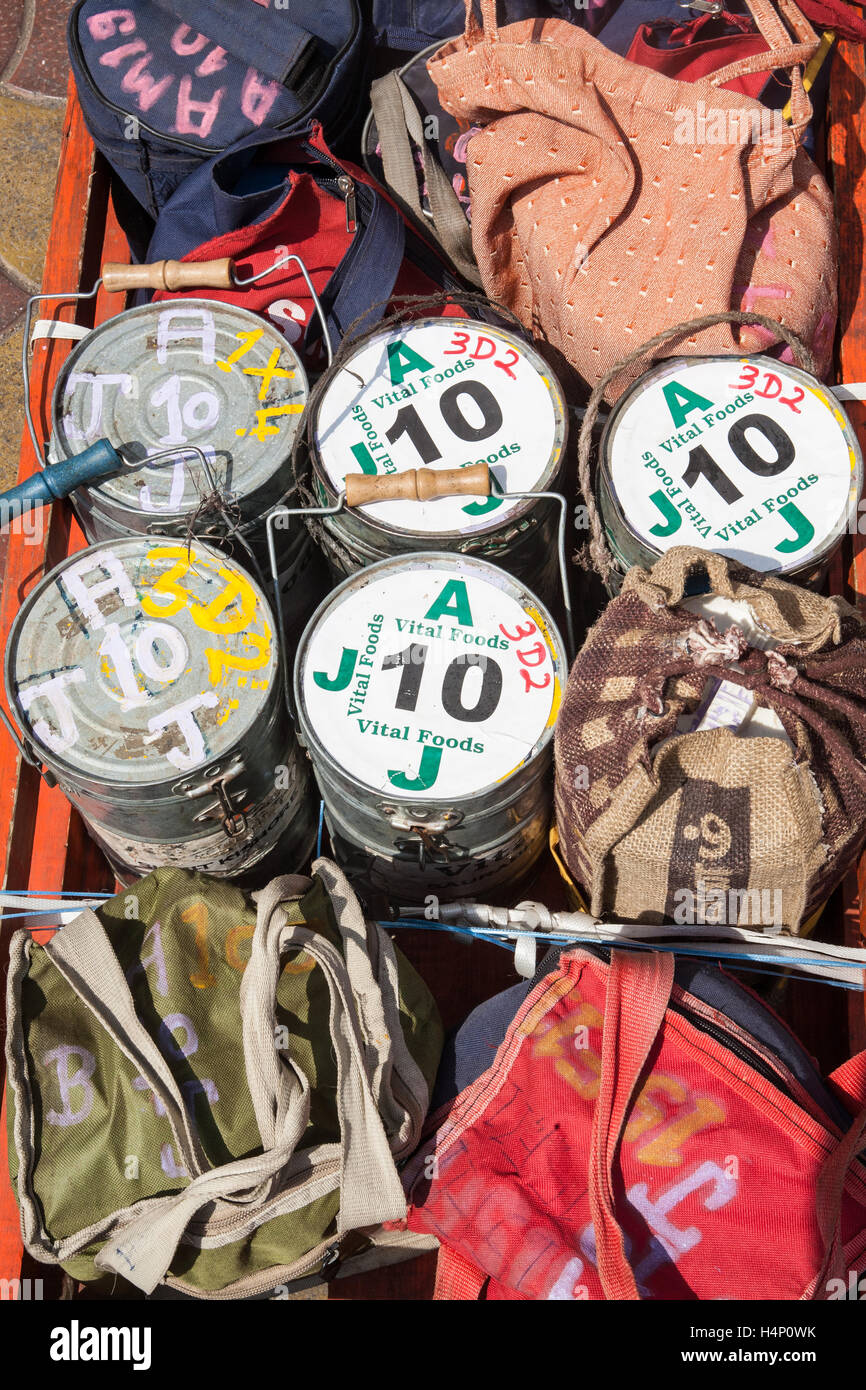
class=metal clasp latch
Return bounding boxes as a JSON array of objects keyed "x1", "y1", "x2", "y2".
[
  {"x1": 178, "y1": 759, "x2": 249, "y2": 839},
  {"x1": 679, "y1": 1, "x2": 723, "y2": 12},
  {"x1": 381, "y1": 805, "x2": 466, "y2": 869}
]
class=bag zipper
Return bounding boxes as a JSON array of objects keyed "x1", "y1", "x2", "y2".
[
  {"x1": 337, "y1": 174, "x2": 357, "y2": 232},
  {"x1": 667, "y1": 997, "x2": 801, "y2": 1099},
  {"x1": 303, "y1": 139, "x2": 468, "y2": 290},
  {"x1": 68, "y1": 0, "x2": 361, "y2": 156}
]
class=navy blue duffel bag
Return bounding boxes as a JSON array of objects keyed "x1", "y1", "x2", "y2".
[{"x1": 69, "y1": 0, "x2": 365, "y2": 229}]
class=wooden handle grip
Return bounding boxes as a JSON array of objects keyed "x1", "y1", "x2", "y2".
[
  {"x1": 345, "y1": 463, "x2": 490, "y2": 507},
  {"x1": 102, "y1": 258, "x2": 235, "y2": 292}
]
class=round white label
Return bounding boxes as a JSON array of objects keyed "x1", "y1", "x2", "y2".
[
  {"x1": 606, "y1": 358, "x2": 860, "y2": 571},
  {"x1": 299, "y1": 565, "x2": 561, "y2": 799},
  {"x1": 313, "y1": 319, "x2": 564, "y2": 535}
]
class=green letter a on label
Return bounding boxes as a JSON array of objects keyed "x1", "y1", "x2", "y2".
[
  {"x1": 662, "y1": 380, "x2": 713, "y2": 428},
  {"x1": 424, "y1": 579, "x2": 473, "y2": 626},
  {"x1": 387, "y1": 339, "x2": 434, "y2": 385}
]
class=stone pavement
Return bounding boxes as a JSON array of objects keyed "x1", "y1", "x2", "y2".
[{"x1": 0, "y1": 0, "x2": 75, "y2": 492}]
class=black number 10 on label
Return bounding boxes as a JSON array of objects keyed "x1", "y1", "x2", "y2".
[
  {"x1": 382, "y1": 645, "x2": 503, "y2": 722},
  {"x1": 385, "y1": 381, "x2": 504, "y2": 464},
  {"x1": 682, "y1": 412, "x2": 796, "y2": 504}
]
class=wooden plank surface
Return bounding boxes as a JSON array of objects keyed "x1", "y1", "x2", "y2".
[
  {"x1": 0, "y1": 76, "x2": 122, "y2": 1289},
  {"x1": 827, "y1": 36, "x2": 866, "y2": 1053},
  {"x1": 0, "y1": 80, "x2": 100, "y2": 895}
]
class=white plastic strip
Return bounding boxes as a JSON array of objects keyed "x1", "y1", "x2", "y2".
[
  {"x1": 513, "y1": 933, "x2": 538, "y2": 979},
  {"x1": 435, "y1": 902, "x2": 866, "y2": 986},
  {"x1": 0, "y1": 892, "x2": 108, "y2": 930},
  {"x1": 832, "y1": 383, "x2": 866, "y2": 402},
  {"x1": 30, "y1": 320, "x2": 91, "y2": 346}
]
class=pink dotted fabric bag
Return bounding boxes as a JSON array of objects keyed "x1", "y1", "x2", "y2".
[{"x1": 428, "y1": 0, "x2": 838, "y2": 401}]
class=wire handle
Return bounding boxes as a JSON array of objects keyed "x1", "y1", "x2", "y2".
[
  {"x1": 265, "y1": 475, "x2": 575, "y2": 725},
  {"x1": 22, "y1": 281, "x2": 104, "y2": 461},
  {"x1": 0, "y1": 706, "x2": 57, "y2": 789},
  {"x1": 231, "y1": 250, "x2": 334, "y2": 366},
  {"x1": 102, "y1": 251, "x2": 333, "y2": 363}
]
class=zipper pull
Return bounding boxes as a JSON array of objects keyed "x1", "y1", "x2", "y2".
[{"x1": 338, "y1": 175, "x2": 357, "y2": 234}]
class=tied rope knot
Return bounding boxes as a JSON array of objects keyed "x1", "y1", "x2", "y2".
[
  {"x1": 767, "y1": 649, "x2": 799, "y2": 688},
  {"x1": 684, "y1": 620, "x2": 750, "y2": 667},
  {"x1": 636, "y1": 623, "x2": 799, "y2": 721}
]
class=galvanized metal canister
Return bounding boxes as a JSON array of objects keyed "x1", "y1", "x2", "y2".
[
  {"x1": 5, "y1": 537, "x2": 315, "y2": 883},
  {"x1": 598, "y1": 355, "x2": 862, "y2": 592},
  {"x1": 294, "y1": 552, "x2": 565, "y2": 900},
  {"x1": 49, "y1": 298, "x2": 325, "y2": 637},
  {"x1": 310, "y1": 317, "x2": 568, "y2": 600}
]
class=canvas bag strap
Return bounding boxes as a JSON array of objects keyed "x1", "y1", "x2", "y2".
[
  {"x1": 240, "y1": 871, "x2": 410, "y2": 1228},
  {"x1": 101, "y1": 878, "x2": 407, "y2": 1292},
  {"x1": 369, "y1": 71, "x2": 482, "y2": 286},
  {"x1": 464, "y1": 0, "x2": 500, "y2": 42},
  {"x1": 149, "y1": 0, "x2": 317, "y2": 88},
  {"x1": 434, "y1": 1245, "x2": 489, "y2": 1299},
  {"x1": 310, "y1": 856, "x2": 430, "y2": 1147},
  {"x1": 587, "y1": 950, "x2": 676, "y2": 1300}
]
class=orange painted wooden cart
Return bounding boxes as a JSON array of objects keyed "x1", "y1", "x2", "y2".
[{"x1": 2, "y1": 62, "x2": 866, "y2": 1300}]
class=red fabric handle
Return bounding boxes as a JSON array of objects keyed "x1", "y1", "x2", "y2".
[
  {"x1": 828, "y1": 1050, "x2": 866, "y2": 1111},
  {"x1": 809, "y1": 1047, "x2": 866, "y2": 1297},
  {"x1": 434, "y1": 1245, "x2": 488, "y2": 1299},
  {"x1": 587, "y1": 950, "x2": 676, "y2": 1301},
  {"x1": 811, "y1": 1103, "x2": 866, "y2": 1297},
  {"x1": 798, "y1": 0, "x2": 866, "y2": 39},
  {"x1": 465, "y1": 0, "x2": 499, "y2": 42}
]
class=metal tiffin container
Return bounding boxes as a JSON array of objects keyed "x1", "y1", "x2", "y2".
[
  {"x1": 292, "y1": 547, "x2": 566, "y2": 901},
  {"x1": 307, "y1": 316, "x2": 568, "y2": 602},
  {"x1": 596, "y1": 355, "x2": 862, "y2": 594},
  {"x1": 48, "y1": 297, "x2": 326, "y2": 640},
  {"x1": 4, "y1": 536, "x2": 315, "y2": 883}
]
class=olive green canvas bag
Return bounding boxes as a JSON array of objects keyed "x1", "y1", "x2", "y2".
[{"x1": 5, "y1": 857, "x2": 442, "y2": 1298}]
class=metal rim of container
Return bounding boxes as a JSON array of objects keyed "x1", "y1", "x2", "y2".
[
  {"x1": 24, "y1": 251, "x2": 331, "y2": 467},
  {"x1": 48, "y1": 300, "x2": 310, "y2": 554},
  {"x1": 2, "y1": 534, "x2": 282, "y2": 798},
  {"x1": 266, "y1": 480, "x2": 575, "y2": 726}
]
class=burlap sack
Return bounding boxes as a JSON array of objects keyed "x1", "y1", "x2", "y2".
[
  {"x1": 554, "y1": 548, "x2": 866, "y2": 931},
  {"x1": 429, "y1": 0, "x2": 837, "y2": 400}
]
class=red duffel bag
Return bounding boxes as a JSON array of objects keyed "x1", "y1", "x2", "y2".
[{"x1": 405, "y1": 946, "x2": 866, "y2": 1299}]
